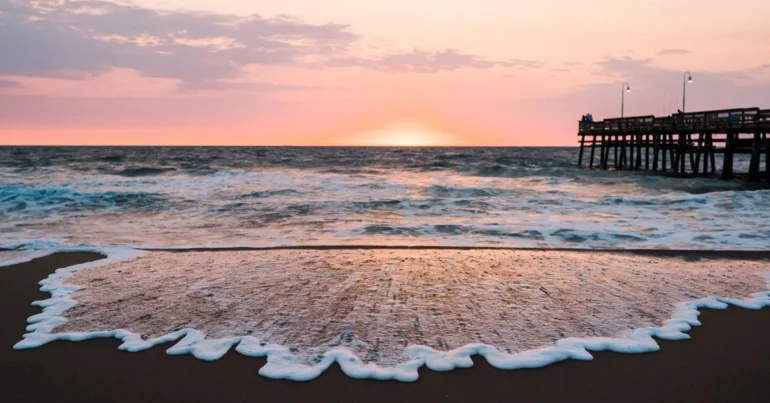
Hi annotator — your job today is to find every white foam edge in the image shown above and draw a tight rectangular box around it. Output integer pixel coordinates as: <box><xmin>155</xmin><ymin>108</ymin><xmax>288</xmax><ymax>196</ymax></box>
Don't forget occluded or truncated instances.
<box><xmin>12</xmin><ymin>249</ymin><xmax>770</xmax><ymax>382</ymax></box>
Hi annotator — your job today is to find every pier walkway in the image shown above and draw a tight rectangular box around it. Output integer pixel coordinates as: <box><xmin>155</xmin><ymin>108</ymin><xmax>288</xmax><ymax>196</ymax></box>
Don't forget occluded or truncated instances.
<box><xmin>577</xmin><ymin>107</ymin><xmax>770</xmax><ymax>181</ymax></box>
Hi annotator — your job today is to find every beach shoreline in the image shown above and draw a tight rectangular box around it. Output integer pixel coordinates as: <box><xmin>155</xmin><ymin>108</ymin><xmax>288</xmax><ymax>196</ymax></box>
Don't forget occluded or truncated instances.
<box><xmin>142</xmin><ymin>245</ymin><xmax>770</xmax><ymax>261</ymax></box>
<box><xmin>1</xmin><ymin>251</ymin><xmax>769</xmax><ymax>402</ymax></box>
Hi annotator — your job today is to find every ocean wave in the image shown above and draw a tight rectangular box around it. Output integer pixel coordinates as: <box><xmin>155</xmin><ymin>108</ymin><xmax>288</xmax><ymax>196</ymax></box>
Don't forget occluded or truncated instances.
<box><xmin>319</xmin><ymin>168</ymin><xmax>385</xmax><ymax>175</ymax></box>
<box><xmin>0</xmin><ymin>185</ymin><xmax>166</xmax><ymax>215</ymax></box>
<box><xmin>603</xmin><ymin>196</ymin><xmax>708</xmax><ymax>207</ymax></box>
<box><xmin>357</xmin><ymin>225</ymin><xmax>661</xmax><ymax>245</ymax></box>
<box><xmin>111</xmin><ymin>166</ymin><xmax>177</xmax><ymax>177</ymax></box>
<box><xmin>182</xmin><ymin>167</ymin><xmax>220</xmax><ymax>176</ymax></box>
<box><xmin>363</xmin><ymin>226</ymin><xmax>421</xmax><ymax>236</ymax></box>
<box><xmin>475</xmin><ymin>164</ymin><xmax>518</xmax><ymax>177</ymax></box>
<box><xmin>99</xmin><ymin>154</ymin><xmax>125</xmax><ymax>163</ymax></box>
<box><xmin>239</xmin><ymin>189</ymin><xmax>301</xmax><ymax>199</ymax></box>
<box><xmin>472</xmin><ymin>229</ymin><xmax>545</xmax><ymax>240</ymax></box>
<box><xmin>361</xmin><ymin>225</ymin><xmax>547</xmax><ymax>240</ymax></box>
<box><xmin>425</xmin><ymin>185</ymin><xmax>501</xmax><ymax>198</ymax></box>
<box><xmin>350</xmin><ymin>200</ymin><xmax>403</xmax><ymax>211</ymax></box>
<box><xmin>2</xmin><ymin>147</ymin><xmax>768</xmax><ymax>250</ymax></box>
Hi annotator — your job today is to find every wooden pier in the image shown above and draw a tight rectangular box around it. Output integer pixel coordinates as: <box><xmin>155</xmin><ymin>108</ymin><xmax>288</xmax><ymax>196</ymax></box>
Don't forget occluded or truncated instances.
<box><xmin>577</xmin><ymin>107</ymin><xmax>770</xmax><ymax>181</ymax></box>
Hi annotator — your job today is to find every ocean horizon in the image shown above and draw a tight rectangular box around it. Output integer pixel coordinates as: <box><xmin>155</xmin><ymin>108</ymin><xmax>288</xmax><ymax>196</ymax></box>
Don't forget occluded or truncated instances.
<box><xmin>1</xmin><ymin>146</ymin><xmax>764</xmax><ymax>251</ymax></box>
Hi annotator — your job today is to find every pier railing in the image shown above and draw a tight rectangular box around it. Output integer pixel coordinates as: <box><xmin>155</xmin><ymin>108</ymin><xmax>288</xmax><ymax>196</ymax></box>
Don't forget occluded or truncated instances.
<box><xmin>579</xmin><ymin>108</ymin><xmax>768</xmax><ymax>135</ymax></box>
<box><xmin>577</xmin><ymin>107</ymin><xmax>770</xmax><ymax>182</ymax></box>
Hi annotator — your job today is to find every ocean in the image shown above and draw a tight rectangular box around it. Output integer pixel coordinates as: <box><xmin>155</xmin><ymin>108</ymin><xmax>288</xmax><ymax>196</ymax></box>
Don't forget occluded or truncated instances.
<box><xmin>0</xmin><ymin>146</ymin><xmax>767</xmax><ymax>250</ymax></box>
<box><xmin>3</xmin><ymin>146</ymin><xmax>770</xmax><ymax>381</ymax></box>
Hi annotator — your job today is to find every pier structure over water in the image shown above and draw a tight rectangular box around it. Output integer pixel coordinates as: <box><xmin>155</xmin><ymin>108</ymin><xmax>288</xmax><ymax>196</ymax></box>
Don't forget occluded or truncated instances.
<box><xmin>577</xmin><ymin>107</ymin><xmax>770</xmax><ymax>181</ymax></box>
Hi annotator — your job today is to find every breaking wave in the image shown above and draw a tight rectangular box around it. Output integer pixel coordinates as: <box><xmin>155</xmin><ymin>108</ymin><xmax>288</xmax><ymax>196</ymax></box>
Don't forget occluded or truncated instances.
<box><xmin>111</xmin><ymin>166</ymin><xmax>177</xmax><ymax>177</ymax></box>
<box><xmin>0</xmin><ymin>185</ymin><xmax>166</xmax><ymax>215</ymax></box>
<box><xmin>0</xmin><ymin>146</ymin><xmax>768</xmax><ymax>249</ymax></box>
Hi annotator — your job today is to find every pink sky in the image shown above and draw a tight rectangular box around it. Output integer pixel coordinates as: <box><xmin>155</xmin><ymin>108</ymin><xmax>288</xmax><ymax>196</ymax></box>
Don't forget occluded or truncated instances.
<box><xmin>1</xmin><ymin>0</ymin><xmax>769</xmax><ymax>146</ymax></box>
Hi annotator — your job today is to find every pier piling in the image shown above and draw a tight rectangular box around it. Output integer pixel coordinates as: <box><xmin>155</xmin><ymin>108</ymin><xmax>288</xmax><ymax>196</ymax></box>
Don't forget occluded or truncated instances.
<box><xmin>578</xmin><ymin>107</ymin><xmax>770</xmax><ymax>182</ymax></box>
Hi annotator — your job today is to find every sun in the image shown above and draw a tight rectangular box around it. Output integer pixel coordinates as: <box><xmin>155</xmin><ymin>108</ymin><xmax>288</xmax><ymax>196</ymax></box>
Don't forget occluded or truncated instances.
<box><xmin>340</xmin><ymin>121</ymin><xmax>457</xmax><ymax>146</ymax></box>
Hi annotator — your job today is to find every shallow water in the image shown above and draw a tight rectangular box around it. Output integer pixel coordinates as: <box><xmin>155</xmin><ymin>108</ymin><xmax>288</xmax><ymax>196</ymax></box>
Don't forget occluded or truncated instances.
<box><xmin>59</xmin><ymin>250</ymin><xmax>765</xmax><ymax>359</ymax></box>
<box><xmin>1</xmin><ymin>146</ymin><xmax>765</xmax><ymax>250</ymax></box>
<box><xmin>35</xmin><ymin>249</ymin><xmax>767</xmax><ymax>379</ymax></box>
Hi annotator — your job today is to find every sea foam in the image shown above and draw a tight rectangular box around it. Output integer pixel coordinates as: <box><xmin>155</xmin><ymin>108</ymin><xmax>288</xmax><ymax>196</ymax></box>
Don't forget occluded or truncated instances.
<box><xmin>3</xmin><ymin>148</ymin><xmax>770</xmax><ymax>251</ymax></box>
<box><xmin>11</xmin><ymin>248</ymin><xmax>770</xmax><ymax>382</ymax></box>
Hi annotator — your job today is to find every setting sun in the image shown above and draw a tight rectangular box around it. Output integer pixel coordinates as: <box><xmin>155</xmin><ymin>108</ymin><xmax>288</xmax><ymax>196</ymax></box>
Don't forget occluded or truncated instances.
<box><xmin>335</xmin><ymin>121</ymin><xmax>460</xmax><ymax>146</ymax></box>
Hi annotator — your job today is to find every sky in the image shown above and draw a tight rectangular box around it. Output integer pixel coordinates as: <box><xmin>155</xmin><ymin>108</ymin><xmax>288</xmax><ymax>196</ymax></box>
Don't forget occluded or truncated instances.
<box><xmin>1</xmin><ymin>0</ymin><xmax>769</xmax><ymax>146</ymax></box>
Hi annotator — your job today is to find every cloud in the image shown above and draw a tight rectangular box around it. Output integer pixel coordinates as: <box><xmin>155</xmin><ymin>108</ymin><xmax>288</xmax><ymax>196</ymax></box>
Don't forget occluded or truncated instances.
<box><xmin>596</xmin><ymin>56</ymin><xmax>655</xmax><ymax>75</ymax></box>
<box><xmin>0</xmin><ymin>79</ymin><xmax>24</xmax><ymax>88</ymax></box>
<box><xmin>502</xmin><ymin>56</ymin><xmax>770</xmax><ymax>144</ymax></box>
<box><xmin>745</xmin><ymin>63</ymin><xmax>770</xmax><ymax>76</ymax></box>
<box><xmin>500</xmin><ymin>59</ymin><xmax>544</xmax><ymax>70</ymax></box>
<box><xmin>567</xmin><ymin>56</ymin><xmax>770</xmax><ymax>121</ymax></box>
<box><xmin>549</xmin><ymin>61</ymin><xmax>583</xmax><ymax>73</ymax></box>
<box><xmin>596</xmin><ymin>56</ymin><xmax>769</xmax><ymax>86</ymax></box>
<box><xmin>0</xmin><ymin>0</ymin><xmax>358</xmax><ymax>89</ymax></box>
<box><xmin>330</xmin><ymin>49</ymin><xmax>541</xmax><ymax>73</ymax></box>
<box><xmin>0</xmin><ymin>1</ymin><xmax>537</xmax><ymax>91</ymax></box>
<box><xmin>178</xmin><ymin>81</ymin><xmax>318</xmax><ymax>93</ymax></box>
<box><xmin>657</xmin><ymin>49</ymin><xmax>693</xmax><ymax>56</ymax></box>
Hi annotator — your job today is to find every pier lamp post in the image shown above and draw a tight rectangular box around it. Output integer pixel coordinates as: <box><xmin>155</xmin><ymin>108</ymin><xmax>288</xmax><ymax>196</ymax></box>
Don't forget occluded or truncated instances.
<box><xmin>621</xmin><ymin>82</ymin><xmax>631</xmax><ymax>118</ymax></box>
<box><xmin>682</xmin><ymin>71</ymin><xmax>693</xmax><ymax>112</ymax></box>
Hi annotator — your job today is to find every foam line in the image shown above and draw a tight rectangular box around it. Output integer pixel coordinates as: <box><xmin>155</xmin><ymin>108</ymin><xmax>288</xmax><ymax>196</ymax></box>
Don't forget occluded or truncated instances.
<box><xmin>11</xmin><ymin>248</ymin><xmax>770</xmax><ymax>382</ymax></box>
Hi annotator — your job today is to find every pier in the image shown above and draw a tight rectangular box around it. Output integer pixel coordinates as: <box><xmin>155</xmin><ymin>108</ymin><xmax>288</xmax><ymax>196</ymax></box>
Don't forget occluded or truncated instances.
<box><xmin>577</xmin><ymin>107</ymin><xmax>770</xmax><ymax>181</ymax></box>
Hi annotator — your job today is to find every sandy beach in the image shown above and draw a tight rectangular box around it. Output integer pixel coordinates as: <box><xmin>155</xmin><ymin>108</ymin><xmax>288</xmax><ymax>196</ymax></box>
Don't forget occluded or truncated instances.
<box><xmin>2</xmin><ymin>251</ymin><xmax>770</xmax><ymax>402</ymax></box>
<box><xmin>50</xmin><ymin>248</ymin><xmax>769</xmax><ymax>367</ymax></box>
<box><xmin>4</xmin><ymin>0</ymin><xmax>769</xmax><ymax>400</ymax></box>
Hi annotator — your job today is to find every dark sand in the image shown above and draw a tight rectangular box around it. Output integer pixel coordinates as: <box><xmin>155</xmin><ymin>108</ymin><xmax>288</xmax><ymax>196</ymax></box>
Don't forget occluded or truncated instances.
<box><xmin>1</xmin><ymin>252</ymin><xmax>769</xmax><ymax>403</ymax></box>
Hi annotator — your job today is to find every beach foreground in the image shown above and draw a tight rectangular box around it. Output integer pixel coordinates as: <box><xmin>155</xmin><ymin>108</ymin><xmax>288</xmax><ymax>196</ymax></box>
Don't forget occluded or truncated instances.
<box><xmin>1</xmin><ymin>252</ymin><xmax>770</xmax><ymax>402</ymax></box>
<box><xmin>45</xmin><ymin>249</ymin><xmax>770</xmax><ymax>373</ymax></box>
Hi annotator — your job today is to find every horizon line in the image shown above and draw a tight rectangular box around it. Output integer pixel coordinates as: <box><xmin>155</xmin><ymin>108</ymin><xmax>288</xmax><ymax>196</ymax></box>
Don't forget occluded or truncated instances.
<box><xmin>0</xmin><ymin>144</ymin><xmax>578</xmax><ymax>148</ymax></box>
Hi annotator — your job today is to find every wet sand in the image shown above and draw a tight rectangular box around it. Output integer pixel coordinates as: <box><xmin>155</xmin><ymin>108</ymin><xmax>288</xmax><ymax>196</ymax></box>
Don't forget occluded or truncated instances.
<box><xmin>147</xmin><ymin>245</ymin><xmax>770</xmax><ymax>261</ymax></box>
<box><xmin>2</xmin><ymin>252</ymin><xmax>770</xmax><ymax>402</ymax></box>
<box><xmin>55</xmin><ymin>249</ymin><xmax>769</xmax><ymax>365</ymax></box>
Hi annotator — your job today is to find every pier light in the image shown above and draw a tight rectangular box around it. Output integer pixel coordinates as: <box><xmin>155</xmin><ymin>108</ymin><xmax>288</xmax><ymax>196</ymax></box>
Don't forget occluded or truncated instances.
<box><xmin>621</xmin><ymin>82</ymin><xmax>631</xmax><ymax>118</ymax></box>
<box><xmin>683</xmin><ymin>71</ymin><xmax>693</xmax><ymax>112</ymax></box>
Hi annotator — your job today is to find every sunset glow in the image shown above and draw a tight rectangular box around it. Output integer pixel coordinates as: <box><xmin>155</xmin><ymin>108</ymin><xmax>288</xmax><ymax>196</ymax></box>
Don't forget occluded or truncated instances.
<box><xmin>334</xmin><ymin>121</ymin><xmax>461</xmax><ymax>147</ymax></box>
<box><xmin>1</xmin><ymin>0</ymin><xmax>769</xmax><ymax>146</ymax></box>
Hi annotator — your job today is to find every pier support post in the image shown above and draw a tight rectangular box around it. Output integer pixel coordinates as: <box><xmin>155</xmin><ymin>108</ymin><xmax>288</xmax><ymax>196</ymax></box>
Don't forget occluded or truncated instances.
<box><xmin>749</xmin><ymin>132</ymin><xmax>761</xmax><ymax>182</ymax></box>
<box><xmin>661</xmin><ymin>134</ymin><xmax>668</xmax><ymax>171</ymax></box>
<box><xmin>702</xmin><ymin>133</ymin><xmax>709</xmax><ymax>174</ymax></box>
<box><xmin>670</xmin><ymin>134</ymin><xmax>678</xmax><ymax>173</ymax></box>
<box><xmin>688</xmin><ymin>134</ymin><xmax>696</xmax><ymax>172</ymax></box>
<box><xmin>634</xmin><ymin>134</ymin><xmax>642</xmax><ymax>171</ymax></box>
<box><xmin>678</xmin><ymin>134</ymin><xmax>686</xmax><ymax>174</ymax></box>
<box><xmin>577</xmin><ymin>110</ymin><xmax>768</xmax><ymax>179</ymax></box>
<box><xmin>708</xmin><ymin>133</ymin><xmax>716</xmax><ymax>174</ymax></box>
<box><xmin>578</xmin><ymin>135</ymin><xmax>585</xmax><ymax>167</ymax></box>
<box><xmin>722</xmin><ymin>133</ymin><xmax>735</xmax><ymax>179</ymax></box>
<box><xmin>620</xmin><ymin>134</ymin><xmax>630</xmax><ymax>170</ymax></box>
<box><xmin>644</xmin><ymin>134</ymin><xmax>650</xmax><ymax>171</ymax></box>
<box><xmin>693</xmin><ymin>133</ymin><xmax>703</xmax><ymax>175</ymax></box>
<box><xmin>765</xmin><ymin>133</ymin><xmax>769</xmax><ymax>182</ymax></box>
<box><xmin>601</xmin><ymin>134</ymin><xmax>608</xmax><ymax>169</ymax></box>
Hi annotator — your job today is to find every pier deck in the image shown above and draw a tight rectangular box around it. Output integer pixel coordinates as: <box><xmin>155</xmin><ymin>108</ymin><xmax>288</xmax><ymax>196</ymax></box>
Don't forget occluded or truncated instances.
<box><xmin>577</xmin><ymin>107</ymin><xmax>770</xmax><ymax>181</ymax></box>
